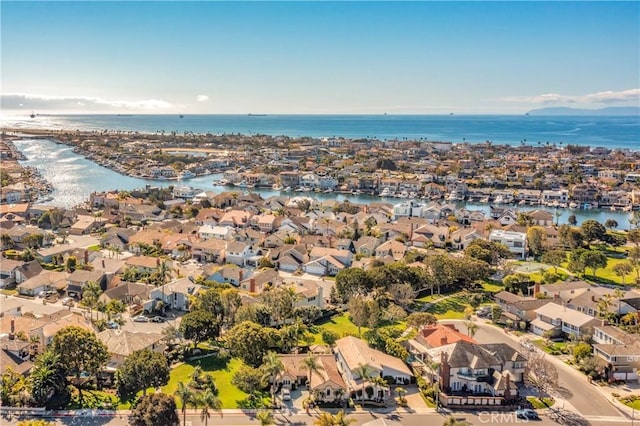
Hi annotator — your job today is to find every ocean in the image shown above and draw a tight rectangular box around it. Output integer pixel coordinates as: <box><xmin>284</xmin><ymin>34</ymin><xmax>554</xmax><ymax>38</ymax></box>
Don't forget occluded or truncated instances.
<box><xmin>2</xmin><ymin>114</ymin><xmax>639</xmax><ymax>149</ymax></box>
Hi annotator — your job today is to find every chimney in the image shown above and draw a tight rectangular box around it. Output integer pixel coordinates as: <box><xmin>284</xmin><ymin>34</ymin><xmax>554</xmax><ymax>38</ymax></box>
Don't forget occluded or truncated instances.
<box><xmin>239</xmin><ymin>270</ymin><xmax>243</xmax><ymax>284</ymax></box>
<box><xmin>102</xmin><ymin>260</ymin><xmax>105</xmax><ymax>268</ymax></box>
<box><xmin>440</xmin><ymin>351</ymin><xmax>450</xmax><ymax>391</ymax></box>
<box><xmin>10</xmin><ymin>319</ymin><xmax>15</xmax><ymax>334</ymax></box>
<box><xmin>84</xmin><ymin>250</ymin><xmax>89</xmax><ymax>265</ymax></box>
<box><xmin>440</xmin><ymin>336</ymin><xmax>448</xmax><ymax>346</ymax></box>
<box><xmin>533</xmin><ymin>282</ymin><xmax>540</xmax><ymax>297</ymax></box>
<box><xmin>250</xmin><ymin>278</ymin><xmax>256</xmax><ymax>293</ymax></box>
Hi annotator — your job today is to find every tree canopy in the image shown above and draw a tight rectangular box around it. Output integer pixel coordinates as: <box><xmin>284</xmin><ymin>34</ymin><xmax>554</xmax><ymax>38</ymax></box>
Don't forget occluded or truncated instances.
<box><xmin>115</xmin><ymin>349</ymin><xmax>170</xmax><ymax>400</ymax></box>
<box><xmin>129</xmin><ymin>392</ymin><xmax>179</xmax><ymax>426</ymax></box>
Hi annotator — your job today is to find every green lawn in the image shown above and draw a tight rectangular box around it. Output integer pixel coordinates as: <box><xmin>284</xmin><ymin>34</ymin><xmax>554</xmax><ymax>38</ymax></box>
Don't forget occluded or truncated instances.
<box><xmin>163</xmin><ymin>356</ymin><xmax>250</xmax><ymax>408</ymax></box>
<box><xmin>527</xmin><ymin>396</ymin><xmax>555</xmax><ymax>409</ymax></box>
<box><xmin>481</xmin><ymin>281</ymin><xmax>503</xmax><ymax>293</ymax></box>
<box><xmin>425</xmin><ymin>295</ymin><xmax>469</xmax><ymax>320</ymax></box>
<box><xmin>620</xmin><ymin>395</ymin><xmax>640</xmax><ymax>410</ymax></box>
<box><xmin>310</xmin><ymin>312</ymin><xmax>367</xmax><ymax>343</ymax></box>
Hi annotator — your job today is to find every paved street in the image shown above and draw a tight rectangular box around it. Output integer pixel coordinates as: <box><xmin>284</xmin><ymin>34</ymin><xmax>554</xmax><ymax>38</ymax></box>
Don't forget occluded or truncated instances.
<box><xmin>443</xmin><ymin>319</ymin><xmax>626</xmax><ymax>420</ymax></box>
<box><xmin>0</xmin><ymin>411</ymin><xmax>630</xmax><ymax>426</ymax></box>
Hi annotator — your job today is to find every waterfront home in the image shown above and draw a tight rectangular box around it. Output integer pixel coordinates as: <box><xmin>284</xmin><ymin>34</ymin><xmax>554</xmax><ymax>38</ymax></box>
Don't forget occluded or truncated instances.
<box><xmin>593</xmin><ymin>325</ymin><xmax>640</xmax><ymax>382</ymax></box>
<box><xmin>531</xmin><ymin>302</ymin><xmax>600</xmax><ymax>338</ymax></box>
<box><xmin>488</xmin><ymin>230</ymin><xmax>527</xmax><ymax>259</ymax></box>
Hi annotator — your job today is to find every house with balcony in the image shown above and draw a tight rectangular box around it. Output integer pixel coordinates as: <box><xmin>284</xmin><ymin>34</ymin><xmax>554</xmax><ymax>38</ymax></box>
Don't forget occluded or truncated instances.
<box><xmin>593</xmin><ymin>325</ymin><xmax>640</xmax><ymax>382</ymax></box>
<box><xmin>335</xmin><ymin>336</ymin><xmax>412</xmax><ymax>401</ymax></box>
<box><xmin>488</xmin><ymin>230</ymin><xmax>527</xmax><ymax>259</ymax></box>
<box><xmin>531</xmin><ymin>302</ymin><xmax>600</xmax><ymax>339</ymax></box>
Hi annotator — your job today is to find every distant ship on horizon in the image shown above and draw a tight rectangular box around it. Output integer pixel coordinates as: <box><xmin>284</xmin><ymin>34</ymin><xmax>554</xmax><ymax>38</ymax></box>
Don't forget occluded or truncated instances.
<box><xmin>248</xmin><ymin>113</ymin><xmax>267</xmax><ymax>117</ymax></box>
<box><xmin>30</xmin><ymin>111</ymin><xmax>36</xmax><ymax>119</ymax></box>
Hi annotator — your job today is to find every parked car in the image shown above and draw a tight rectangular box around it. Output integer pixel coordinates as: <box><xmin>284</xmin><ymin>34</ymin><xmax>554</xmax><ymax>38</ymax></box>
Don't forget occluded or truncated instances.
<box><xmin>38</xmin><ymin>290</ymin><xmax>56</xmax><ymax>298</ymax></box>
<box><xmin>150</xmin><ymin>316</ymin><xmax>165</xmax><ymax>323</ymax></box>
<box><xmin>133</xmin><ymin>316</ymin><xmax>149</xmax><ymax>323</ymax></box>
<box><xmin>515</xmin><ymin>409</ymin><xmax>539</xmax><ymax>420</ymax></box>
<box><xmin>476</xmin><ymin>306</ymin><xmax>491</xmax><ymax>317</ymax></box>
<box><xmin>107</xmin><ymin>321</ymin><xmax>119</xmax><ymax>329</ymax></box>
<box><xmin>281</xmin><ymin>388</ymin><xmax>291</xmax><ymax>401</ymax></box>
<box><xmin>61</xmin><ymin>297</ymin><xmax>75</xmax><ymax>307</ymax></box>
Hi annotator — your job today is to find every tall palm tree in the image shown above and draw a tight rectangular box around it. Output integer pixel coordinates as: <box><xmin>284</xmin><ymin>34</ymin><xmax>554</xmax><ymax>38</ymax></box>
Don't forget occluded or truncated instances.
<box><xmin>370</xmin><ymin>376</ymin><xmax>388</xmax><ymax>402</ymax></box>
<box><xmin>465</xmin><ymin>321</ymin><xmax>479</xmax><ymax>339</ymax></box>
<box><xmin>29</xmin><ymin>351</ymin><xmax>67</xmax><ymax>407</ymax></box>
<box><xmin>198</xmin><ymin>389</ymin><xmax>222</xmax><ymax>426</ymax></box>
<box><xmin>176</xmin><ymin>382</ymin><xmax>194</xmax><ymax>425</ymax></box>
<box><xmin>613</xmin><ymin>288</ymin><xmax>625</xmax><ymax>323</ymax></box>
<box><xmin>302</xmin><ymin>352</ymin><xmax>324</xmax><ymax>401</ymax></box>
<box><xmin>82</xmin><ymin>280</ymin><xmax>103</xmax><ymax>321</ymax></box>
<box><xmin>353</xmin><ymin>363</ymin><xmax>375</xmax><ymax>407</ymax></box>
<box><xmin>261</xmin><ymin>351</ymin><xmax>284</xmax><ymax>407</ymax></box>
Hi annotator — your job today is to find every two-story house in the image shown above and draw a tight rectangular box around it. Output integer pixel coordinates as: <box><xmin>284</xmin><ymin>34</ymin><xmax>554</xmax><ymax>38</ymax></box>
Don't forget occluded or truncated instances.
<box><xmin>531</xmin><ymin>302</ymin><xmax>601</xmax><ymax>339</ymax></box>
<box><xmin>593</xmin><ymin>325</ymin><xmax>640</xmax><ymax>382</ymax></box>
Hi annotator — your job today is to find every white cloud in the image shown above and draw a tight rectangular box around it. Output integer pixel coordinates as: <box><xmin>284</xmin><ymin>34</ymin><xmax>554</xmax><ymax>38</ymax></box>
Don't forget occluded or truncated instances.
<box><xmin>501</xmin><ymin>88</ymin><xmax>640</xmax><ymax>106</ymax></box>
<box><xmin>196</xmin><ymin>95</ymin><xmax>209</xmax><ymax>102</ymax></box>
<box><xmin>0</xmin><ymin>93</ymin><xmax>175</xmax><ymax>112</ymax></box>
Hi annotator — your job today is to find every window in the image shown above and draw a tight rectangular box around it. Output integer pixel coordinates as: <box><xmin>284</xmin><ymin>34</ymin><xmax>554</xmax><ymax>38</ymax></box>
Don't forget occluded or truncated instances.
<box><xmin>326</xmin><ymin>389</ymin><xmax>331</xmax><ymax>396</ymax></box>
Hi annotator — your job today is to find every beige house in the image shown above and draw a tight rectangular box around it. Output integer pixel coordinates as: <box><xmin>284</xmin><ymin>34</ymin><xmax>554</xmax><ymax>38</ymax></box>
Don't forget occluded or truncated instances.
<box><xmin>276</xmin><ymin>354</ymin><xmax>348</xmax><ymax>402</ymax></box>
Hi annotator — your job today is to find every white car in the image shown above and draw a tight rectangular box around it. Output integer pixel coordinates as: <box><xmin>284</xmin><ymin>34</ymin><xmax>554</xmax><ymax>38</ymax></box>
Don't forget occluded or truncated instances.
<box><xmin>133</xmin><ymin>316</ymin><xmax>149</xmax><ymax>323</ymax></box>
<box><xmin>281</xmin><ymin>388</ymin><xmax>291</xmax><ymax>401</ymax></box>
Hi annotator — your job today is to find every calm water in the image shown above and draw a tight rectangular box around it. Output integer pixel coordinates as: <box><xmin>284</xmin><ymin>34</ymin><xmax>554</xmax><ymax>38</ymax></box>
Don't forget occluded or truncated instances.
<box><xmin>13</xmin><ymin>137</ymin><xmax>636</xmax><ymax>227</ymax></box>
<box><xmin>3</xmin><ymin>114</ymin><xmax>639</xmax><ymax>149</ymax></box>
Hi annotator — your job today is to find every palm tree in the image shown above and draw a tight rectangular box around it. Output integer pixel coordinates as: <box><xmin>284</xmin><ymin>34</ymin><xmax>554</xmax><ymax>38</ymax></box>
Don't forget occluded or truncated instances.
<box><xmin>395</xmin><ymin>387</ymin><xmax>407</xmax><ymax>404</ymax></box>
<box><xmin>82</xmin><ymin>280</ymin><xmax>103</xmax><ymax>321</ymax></box>
<box><xmin>353</xmin><ymin>363</ymin><xmax>375</xmax><ymax>407</ymax></box>
<box><xmin>176</xmin><ymin>382</ymin><xmax>194</xmax><ymax>425</ymax></box>
<box><xmin>465</xmin><ymin>321</ymin><xmax>479</xmax><ymax>339</ymax></box>
<box><xmin>28</xmin><ymin>351</ymin><xmax>67</xmax><ymax>407</ymax></box>
<box><xmin>370</xmin><ymin>375</ymin><xmax>388</xmax><ymax>402</ymax></box>
<box><xmin>256</xmin><ymin>409</ymin><xmax>274</xmax><ymax>426</ymax></box>
<box><xmin>314</xmin><ymin>412</ymin><xmax>335</xmax><ymax>426</ymax></box>
<box><xmin>333</xmin><ymin>409</ymin><xmax>356</xmax><ymax>426</ymax></box>
<box><xmin>302</xmin><ymin>352</ymin><xmax>324</xmax><ymax>403</ymax></box>
<box><xmin>198</xmin><ymin>389</ymin><xmax>222</xmax><ymax>426</ymax></box>
<box><xmin>261</xmin><ymin>351</ymin><xmax>284</xmax><ymax>407</ymax></box>
<box><xmin>613</xmin><ymin>288</ymin><xmax>625</xmax><ymax>323</ymax></box>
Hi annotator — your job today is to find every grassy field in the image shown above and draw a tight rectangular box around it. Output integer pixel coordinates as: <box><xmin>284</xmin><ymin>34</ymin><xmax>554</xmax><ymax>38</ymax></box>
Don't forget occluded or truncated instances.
<box><xmin>526</xmin><ymin>396</ymin><xmax>555</xmax><ymax>409</ymax></box>
<box><xmin>425</xmin><ymin>295</ymin><xmax>469</xmax><ymax>319</ymax></box>
<box><xmin>481</xmin><ymin>281</ymin><xmax>503</xmax><ymax>293</ymax></box>
<box><xmin>620</xmin><ymin>395</ymin><xmax>640</xmax><ymax>410</ymax></box>
<box><xmin>310</xmin><ymin>312</ymin><xmax>367</xmax><ymax>343</ymax></box>
<box><xmin>162</xmin><ymin>356</ymin><xmax>250</xmax><ymax>408</ymax></box>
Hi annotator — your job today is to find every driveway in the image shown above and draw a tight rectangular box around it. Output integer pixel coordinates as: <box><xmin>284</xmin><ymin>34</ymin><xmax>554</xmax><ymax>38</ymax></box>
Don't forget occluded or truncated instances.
<box><xmin>442</xmin><ymin>319</ymin><xmax>624</xmax><ymax>419</ymax></box>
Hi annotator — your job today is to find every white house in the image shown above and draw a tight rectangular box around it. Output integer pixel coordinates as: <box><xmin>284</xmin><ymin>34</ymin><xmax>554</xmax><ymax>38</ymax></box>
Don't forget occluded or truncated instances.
<box><xmin>489</xmin><ymin>229</ymin><xmax>527</xmax><ymax>259</ymax></box>
<box><xmin>145</xmin><ymin>278</ymin><xmax>204</xmax><ymax>312</ymax></box>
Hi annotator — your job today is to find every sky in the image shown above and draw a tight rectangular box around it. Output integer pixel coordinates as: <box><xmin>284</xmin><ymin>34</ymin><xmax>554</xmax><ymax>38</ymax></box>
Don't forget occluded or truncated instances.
<box><xmin>1</xmin><ymin>1</ymin><xmax>639</xmax><ymax>115</ymax></box>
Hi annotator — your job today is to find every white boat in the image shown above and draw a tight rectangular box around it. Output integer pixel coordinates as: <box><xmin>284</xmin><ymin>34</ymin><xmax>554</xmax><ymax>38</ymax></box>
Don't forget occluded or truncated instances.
<box><xmin>178</xmin><ymin>170</ymin><xmax>196</xmax><ymax>180</ymax></box>
<box><xmin>283</xmin><ymin>186</ymin><xmax>292</xmax><ymax>192</ymax></box>
<box><xmin>380</xmin><ymin>188</ymin><xmax>391</xmax><ymax>197</ymax></box>
<box><xmin>494</xmin><ymin>195</ymin><xmax>505</xmax><ymax>204</ymax></box>
<box><xmin>272</xmin><ymin>184</ymin><xmax>283</xmax><ymax>190</ymax></box>
<box><xmin>569</xmin><ymin>202</ymin><xmax>578</xmax><ymax>209</ymax></box>
<box><xmin>235</xmin><ymin>181</ymin><xmax>248</xmax><ymax>188</ymax></box>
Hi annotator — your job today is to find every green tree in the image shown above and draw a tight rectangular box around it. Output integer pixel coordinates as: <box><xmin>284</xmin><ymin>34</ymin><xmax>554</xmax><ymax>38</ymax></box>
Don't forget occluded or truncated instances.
<box><xmin>302</xmin><ymin>352</ymin><xmax>324</xmax><ymax>400</ymax></box>
<box><xmin>527</xmin><ymin>226</ymin><xmax>547</xmax><ymax>257</ymax></box>
<box><xmin>50</xmin><ymin>326</ymin><xmax>108</xmax><ymax>401</ymax></box>
<box><xmin>82</xmin><ymin>280</ymin><xmax>103</xmax><ymax>322</ymax></box>
<box><xmin>197</xmin><ymin>389</ymin><xmax>223</xmax><ymax>426</ymax></box>
<box><xmin>261</xmin><ymin>351</ymin><xmax>284</xmax><ymax>407</ymax></box>
<box><xmin>605</xmin><ymin>219</ymin><xmax>618</xmax><ymax>229</ymax></box>
<box><xmin>224</xmin><ymin>321</ymin><xmax>273</xmax><ymax>367</ymax></box>
<box><xmin>65</xmin><ymin>256</ymin><xmax>77</xmax><ymax>272</ymax></box>
<box><xmin>321</xmin><ymin>330</ymin><xmax>339</xmax><ymax>346</ymax></box>
<box><xmin>580</xmin><ymin>251</ymin><xmax>608</xmax><ymax>278</ymax></box>
<box><xmin>353</xmin><ymin>363</ymin><xmax>375</xmax><ymax>407</ymax></box>
<box><xmin>541</xmin><ymin>249</ymin><xmax>566</xmax><ymax>274</ymax></box>
<box><xmin>129</xmin><ymin>392</ymin><xmax>179</xmax><ymax>426</ymax></box>
<box><xmin>179</xmin><ymin>310</ymin><xmax>220</xmax><ymax>348</ymax></box>
<box><xmin>255</xmin><ymin>409</ymin><xmax>274</xmax><ymax>426</ymax></box>
<box><xmin>573</xmin><ymin>342</ymin><xmax>592</xmax><ymax>362</ymax></box>
<box><xmin>334</xmin><ymin>268</ymin><xmax>373</xmax><ymax>302</ymax></box>
<box><xmin>613</xmin><ymin>262</ymin><xmax>633</xmax><ymax>284</ymax></box>
<box><xmin>348</xmin><ymin>295</ymin><xmax>381</xmax><ymax>336</ymax></box>
<box><xmin>231</xmin><ymin>365</ymin><xmax>266</xmax><ymax>394</ymax></box>
<box><xmin>581</xmin><ymin>220</ymin><xmax>606</xmax><ymax>245</ymax></box>
<box><xmin>115</xmin><ymin>349</ymin><xmax>170</xmax><ymax>400</ymax></box>
<box><xmin>568</xmin><ymin>214</ymin><xmax>577</xmax><ymax>226</ymax></box>
<box><xmin>176</xmin><ymin>382</ymin><xmax>194</xmax><ymax>426</ymax></box>
<box><xmin>406</xmin><ymin>312</ymin><xmax>437</xmax><ymax>329</ymax></box>
<box><xmin>28</xmin><ymin>350</ymin><xmax>68</xmax><ymax>408</ymax></box>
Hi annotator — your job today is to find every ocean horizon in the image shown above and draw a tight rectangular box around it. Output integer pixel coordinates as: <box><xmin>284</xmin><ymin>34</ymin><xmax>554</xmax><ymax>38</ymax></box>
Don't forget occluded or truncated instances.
<box><xmin>2</xmin><ymin>113</ymin><xmax>639</xmax><ymax>150</ymax></box>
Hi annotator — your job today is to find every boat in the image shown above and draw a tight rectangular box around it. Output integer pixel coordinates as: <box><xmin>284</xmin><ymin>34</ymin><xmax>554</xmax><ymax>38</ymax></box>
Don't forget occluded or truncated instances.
<box><xmin>248</xmin><ymin>113</ymin><xmax>267</xmax><ymax>117</ymax></box>
<box><xmin>178</xmin><ymin>170</ymin><xmax>195</xmax><ymax>180</ymax></box>
<box><xmin>272</xmin><ymin>184</ymin><xmax>283</xmax><ymax>191</ymax></box>
<box><xmin>569</xmin><ymin>202</ymin><xmax>578</xmax><ymax>209</ymax></box>
<box><xmin>380</xmin><ymin>188</ymin><xmax>391</xmax><ymax>197</ymax></box>
<box><xmin>179</xmin><ymin>114</ymin><xmax>184</xmax><ymax>118</ymax></box>
<box><xmin>282</xmin><ymin>186</ymin><xmax>292</xmax><ymax>192</ymax></box>
<box><xmin>30</xmin><ymin>111</ymin><xmax>36</xmax><ymax>119</ymax></box>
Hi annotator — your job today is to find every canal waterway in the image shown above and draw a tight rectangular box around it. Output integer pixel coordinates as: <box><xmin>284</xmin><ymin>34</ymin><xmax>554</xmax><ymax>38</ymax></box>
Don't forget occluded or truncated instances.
<box><xmin>13</xmin><ymin>137</ymin><xmax>636</xmax><ymax>227</ymax></box>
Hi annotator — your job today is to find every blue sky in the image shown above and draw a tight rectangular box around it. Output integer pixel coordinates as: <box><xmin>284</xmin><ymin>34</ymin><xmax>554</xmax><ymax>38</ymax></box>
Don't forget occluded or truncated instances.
<box><xmin>1</xmin><ymin>1</ymin><xmax>639</xmax><ymax>114</ymax></box>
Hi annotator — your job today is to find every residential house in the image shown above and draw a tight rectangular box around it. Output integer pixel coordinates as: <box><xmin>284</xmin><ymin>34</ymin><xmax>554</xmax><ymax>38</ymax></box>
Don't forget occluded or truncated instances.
<box><xmin>0</xmin><ymin>257</ymin><xmax>23</xmax><ymax>288</ymax></box>
<box><xmin>334</xmin><ymin>336</ymin><xmax>412</xmax><ymax>401</ymax></box>
<box><xmin>304</xmin><ymin>247</ymin><xmax>353</xmax><ymax>276</ymax></box>
<box><xmin>593</xmin><ymin>325</ymin><xmax>640</xmax><ymax>382</ymax></box>
<box><xmin>450</xmin><ymin>228</ymin><xmax>482</xmax><ymax>250</ymax></box>
<box><xmin>98</xmin><ymin>329</ymin><xmax>165</xmax><ymax>370</ymax></box>
<box><xmin>531</xmin><ymin>302</ymin><xmax>601</xmax><ymax>338</ymax></box>
<box><xmin>192</xmin><ymin>238</ymin><xmax>226</xmax><ymax>263</ymax></box>
<box><xmin>145</xmin><ymin>277</ymin><xmax>204</xmax><ymax>312</ymax></box>
<box><xmin>489</xmin><ymin>230</ymin><xmax>527</xmax><ymax>259</ymax></box>
<box><xmin>17</xmin><ymin>270</ymin><xmax>67</xmax><ymax>297</ymax></box>
<box><xmin>198</xmin><ymin>224</ymin><xmax>235</xmax><ymax>241</ymax></box>
<box><xmin>66</xmin><ymin>269</ymin><xmax>105</xmax><ymax>299</ymax></box>
<box><xmin>374</xmin><ymin>240</ymin><xmax>406</xmax><ymax>261</ymax></box>
<box><xmin>98</xmin><ymin>282</ymin><xmax>152</xmax><ymax>307</ymax></box>
<box><xmin>276</xmin><ymin>354</ymin><xmax>348</xmax><ymax>402</ymax></box>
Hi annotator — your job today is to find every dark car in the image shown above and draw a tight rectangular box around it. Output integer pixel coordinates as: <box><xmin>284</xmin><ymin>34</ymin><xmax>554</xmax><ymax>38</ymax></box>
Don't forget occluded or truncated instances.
<box><xmin>515</xmin><ymin>409</ymin><xmax>539</xmax><ymax>420</ymax></box>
